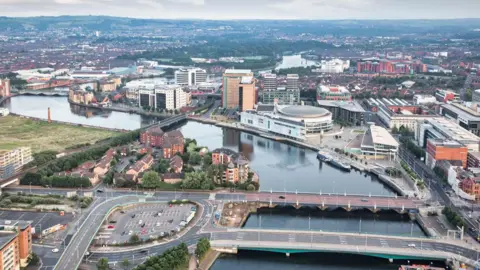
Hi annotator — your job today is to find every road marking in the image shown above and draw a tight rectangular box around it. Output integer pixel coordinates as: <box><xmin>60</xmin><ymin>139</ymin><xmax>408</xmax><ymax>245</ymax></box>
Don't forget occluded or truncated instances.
<box><xmin>380</xmin><ymin>239</ymin><xmax>389</xmax><ymax>247</ymax></box>
<box><xmin>288</xmin><ymin>234</ymin><xmax>295</xmax><ymax>242</ymax></box>
<box><xmin>339</xmin><ymin>236</ymin><xmax>347</xmax><ymax>245</ymax></box>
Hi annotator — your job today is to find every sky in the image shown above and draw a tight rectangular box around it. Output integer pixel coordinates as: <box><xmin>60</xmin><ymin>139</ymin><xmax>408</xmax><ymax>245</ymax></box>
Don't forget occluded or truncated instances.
<box><xmin>1</xmin><ymin>0</ymin><xmax>480</xmax><ymax>20</ymax></box>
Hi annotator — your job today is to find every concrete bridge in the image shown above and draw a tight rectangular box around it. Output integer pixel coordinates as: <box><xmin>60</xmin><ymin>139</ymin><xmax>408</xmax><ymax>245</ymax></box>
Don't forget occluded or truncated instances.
<box><xmin>210</xmin><ymin>229</ymin><xmax>479</xmax><ymax>267</ymax></box>
<box><xmin>17</xmin><ymin>90</ymin><xmax>69</xmax><ymax>96</ymax></box>
<box><xmin>141</xmin><ymin>113</ymin><xmax>187</xmax><ymax>131</ymax></box>
<box><xmin>242</xmin><ymin>192</ymin><xmax>421</xmax><ymax>213</ymax></box>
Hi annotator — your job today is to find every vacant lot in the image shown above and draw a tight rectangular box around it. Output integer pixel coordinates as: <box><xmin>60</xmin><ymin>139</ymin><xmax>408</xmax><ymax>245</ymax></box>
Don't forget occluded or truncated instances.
<box><xmin>0</xmin><ymin>115</ymin><xmax>117</xmax><ymax>153</ymax></box>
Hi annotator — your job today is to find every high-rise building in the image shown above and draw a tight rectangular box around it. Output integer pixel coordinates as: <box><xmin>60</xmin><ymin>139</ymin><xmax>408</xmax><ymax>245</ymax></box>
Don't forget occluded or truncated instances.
<box><xmin>286</xmin><ymin>74</ymin><xmax>299</xmax><ymax>91</ymax></box>
<box><xmin>138</xmin><ymin>85</ymin><xmax>189</xmax><ymax>111</ymax></box>
<box><xmin>175</xmin><ymin>68</ymin><xmax>207</xmax><ymax>86</ymax></box>
<box><xmin>262</xmin><ymin>73</ymin><xmax>277</xmax><ymax>91</ymax></box>
<box><xmin>0</xmin><ymin>148</ymin><xmax>33</xmax><ymax>180</ymax></box>
<box><xmin>222</xmin><ymin>69</ymin><xmax>256</xmax><ymax>111</ymax></box>
<box><xmin>0</xmin><ymin>79</ymin><xmax>11</xmax><ymax>97</ymax></box>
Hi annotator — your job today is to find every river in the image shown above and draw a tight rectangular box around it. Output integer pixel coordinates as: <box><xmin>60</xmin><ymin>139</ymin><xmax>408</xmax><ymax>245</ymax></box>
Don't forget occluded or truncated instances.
<box><xmin>4</xmin><ymin>96</ymin><xmax>432</xmax><ymax>269</ymax></box>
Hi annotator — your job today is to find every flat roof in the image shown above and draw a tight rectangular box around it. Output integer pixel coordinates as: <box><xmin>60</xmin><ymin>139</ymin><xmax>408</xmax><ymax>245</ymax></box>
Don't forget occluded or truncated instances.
<box><xmin>370</xmin><ymin>125</ymin><xmax>399</xmax><ymax>147</ymax></box>
<box><xmin>224</xmin><ymin>69</ymin><xmax>252</xmax><ymax>74</ymax></box>
<box><xmin>428</xmin><ymin>139</ymin><xmax>464</xmax><ymax>147</ymax></box>
<box><xmin>0</xmin><ymin>234</ymin><xmax>15</xmax><ymax>250</ymax></box>
<box><xmin>425</xmin><ymin>118</ymin><xmax>480</xmax><ymax>143</ymax></box>
<box><xmin>316</xmin><ymin>100</ymin><xmax>365</xmax><ymax>113</ymax></box>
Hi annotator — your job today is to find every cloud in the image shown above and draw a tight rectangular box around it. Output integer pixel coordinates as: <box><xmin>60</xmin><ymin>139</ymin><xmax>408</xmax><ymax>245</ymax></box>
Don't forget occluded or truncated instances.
<box><xmin>0</xmin><ymin>0</ymin><xmax>479</xmax><ymax>19</ymax></box>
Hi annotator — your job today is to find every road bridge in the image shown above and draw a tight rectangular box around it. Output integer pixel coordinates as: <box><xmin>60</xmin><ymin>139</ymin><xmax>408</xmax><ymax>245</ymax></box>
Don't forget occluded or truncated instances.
<box><xmin>210</xmin><ymin>229</ymin><xmax>479</xmax><ymax>266</ymax></box>
<box><xmin>244</xmin><ymin>192</ymin><xmax>421</xmax><ymax>212</ymax></box>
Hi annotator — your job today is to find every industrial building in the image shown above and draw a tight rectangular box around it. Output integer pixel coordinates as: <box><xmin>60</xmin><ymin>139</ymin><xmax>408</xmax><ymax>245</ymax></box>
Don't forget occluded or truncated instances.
<box><xmin>174</xmin><ymin>68</ymin><xmax>207</xmax><ymax>86</ymax></box>
<box><xmin>138</xmin><ymin>85</ymin><xmax>190</xmax><ymax>111</ymax></box>
<box><xmin>240</xmin><ymin>104</ymin><xmax>333</xmax><ymax>141</ymax></box>
<box><xmin>222</xmin><ymin>69</ymin><xmax>256</xmax><ymax>111</ymax></box>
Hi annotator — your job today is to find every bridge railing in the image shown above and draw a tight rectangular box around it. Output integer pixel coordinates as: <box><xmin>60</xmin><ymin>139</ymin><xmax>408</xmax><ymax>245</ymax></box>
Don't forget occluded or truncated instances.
<box><xmin>258</xmin><ymin>190</ymin><xmax>400</xmax><ymax>198</ymax></box>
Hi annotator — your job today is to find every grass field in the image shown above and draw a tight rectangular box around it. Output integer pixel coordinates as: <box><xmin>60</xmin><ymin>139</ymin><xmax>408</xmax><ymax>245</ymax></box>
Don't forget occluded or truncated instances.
<box><xmin>0</xmin><ymin>115</ymin><xmax>118</xmax><ymax>153</ymax></box>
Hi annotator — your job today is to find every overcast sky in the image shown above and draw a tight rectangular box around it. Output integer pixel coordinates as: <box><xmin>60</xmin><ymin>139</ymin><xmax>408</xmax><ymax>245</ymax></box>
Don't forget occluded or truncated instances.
<box><xmin>1</xmin><ymin>0</ymin><xmax>480</xmax><ymax>20</ymax></box>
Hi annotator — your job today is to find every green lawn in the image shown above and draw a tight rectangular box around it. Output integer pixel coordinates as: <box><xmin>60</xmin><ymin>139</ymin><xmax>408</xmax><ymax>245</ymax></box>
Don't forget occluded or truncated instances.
<box><xmin>0</xmin><ymin>115</ymin><xmax>118</xmax><ymax>153</ymax></box>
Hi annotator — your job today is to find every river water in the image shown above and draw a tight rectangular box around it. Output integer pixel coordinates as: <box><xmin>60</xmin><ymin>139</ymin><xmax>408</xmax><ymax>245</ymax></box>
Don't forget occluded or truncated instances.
<box><xmin>4</xmin><ymin>96</ymin><xmax>432</xmax><ymax>270</ymax></box>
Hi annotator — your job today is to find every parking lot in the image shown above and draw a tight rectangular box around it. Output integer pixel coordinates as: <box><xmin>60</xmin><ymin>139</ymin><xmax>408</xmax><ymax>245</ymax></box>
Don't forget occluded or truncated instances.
<box><xmin>97</xmin><ymin>203</ymin><xmax>197</xmax><ymax>245</ymax></box>
<box><xmin>0</xmin><ymin>210</ymin><xmax>73</xmax><ymax>232</ymax></box>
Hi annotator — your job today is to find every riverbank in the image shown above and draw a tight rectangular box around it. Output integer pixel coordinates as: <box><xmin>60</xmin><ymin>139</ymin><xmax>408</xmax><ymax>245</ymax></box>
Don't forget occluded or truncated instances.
<box><xmin>68</xmin><ymin>99</ymin><xmax>172</xmax><ymax>119</ymax></box>
<box><xmin>0</xmin><ymin>115</ymin><xmax>119</xmax><ymax>153</ymax></box>
<box><xmin>188</xmin><ymin>116</ymin><xmax>417</xmax><ymax>197</ymax></box>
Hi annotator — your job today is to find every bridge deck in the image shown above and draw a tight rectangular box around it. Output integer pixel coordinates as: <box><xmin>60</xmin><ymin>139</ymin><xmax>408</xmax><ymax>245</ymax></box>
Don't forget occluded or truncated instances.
<box><xmin>247</xmin><ymin>193</ymin><xmax>418</xmax><ymax>209</ymax></box>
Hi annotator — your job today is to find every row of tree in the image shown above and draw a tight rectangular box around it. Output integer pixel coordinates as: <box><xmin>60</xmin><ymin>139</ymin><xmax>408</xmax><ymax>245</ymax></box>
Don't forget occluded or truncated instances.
<box><xmin>442</xmin><ymin>207</ymin><xmax>465</xmax><ymax>229</ymax></box>
<box><xmin>133</xmin><ymin>243</ymin><xmax>189</xmax><ymax>270</ymax></box>
<box><xmin>20</xmin><ymin>173</ymin><xmax>92</xmax><ymax>188</ymax></box>
<box><xmin>195</xmin><ymin>238</ymin><xmax>211</xmax><ymax>259</ymax></box>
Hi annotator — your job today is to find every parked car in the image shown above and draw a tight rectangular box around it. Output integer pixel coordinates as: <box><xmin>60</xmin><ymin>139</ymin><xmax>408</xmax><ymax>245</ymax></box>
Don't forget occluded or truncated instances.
<box><xmin>52</xmin><ymin>248</ymin><xmax>59</xmax><ymax>253</ymax></box>
<box><xmin>107</xmin><ymin>225</ymin><xmax>115</xmax><ymax>229</ymax></box>
<box><xmin>109</xmin><ymin>220</ymin><xmax>117</xmax><ymax>223</ymax></box>
<box><xmin>279</xmin><ymin>196</ymin><xmax>285</xmax><ymax>199</ymax></box>
<box><xmin>131</xmin><ymin>214</ymin><xmax>136</xmax><ymax>218</ymax></box>
<box><xmin>138</xmin><ymin>220</ymin><xmax>143</xmax><ymax>225</ymax></box>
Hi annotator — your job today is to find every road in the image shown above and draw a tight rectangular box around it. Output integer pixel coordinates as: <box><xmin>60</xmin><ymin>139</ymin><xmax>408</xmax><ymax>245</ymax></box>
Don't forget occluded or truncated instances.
<box><xmin>398</xmin><ymin>146</ymin><xmax>478</xmax><ymax>231</ymax></box>
<box><xmin>211</xmin><ymin>230</ymin><xmax>479</xmax><ymax>263</ymax></box>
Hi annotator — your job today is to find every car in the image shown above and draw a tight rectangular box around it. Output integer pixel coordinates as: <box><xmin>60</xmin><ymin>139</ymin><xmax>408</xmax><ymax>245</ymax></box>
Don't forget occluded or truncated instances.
<box><xmin>141</xmin><ymin>223</ymin><xmax>146</xmax><ymax>228</ymax></box>
<box><xmin>168</xmin><ymin>219</ymin><xmax>174</xmax><ymax>223</ymax></box>
<box><xmin>180</xmin><ymin>204</ymin><xmax>183</xmax><ymax>206</ymax></box>
<box><xmin>128</xmin><ymin>230</ymin><xmax>133</xmax><ymax>235</ymax></box>
<box><xmin>52</xmin><ymin>248</ymin><xmax>59</xmax><ymax>253</ymax></box>
<box><xmin>120</xmin><ymin>210</ymin><xmax>125</xmax><ymax>214</ymax></box>
<box><xmin>156</xmin><ymin>222</ymin><xmax>161</xmax><ymax>226</ymax></box>
<box><xmin>169</xmin><ymin>204</ymin><xmax>173</xmax><ymax>207</ymax></box>
<box><xmin>160</xmin><ymin>232</ymin><xmax>165</xmax><ymax>237</ymax></box>
<box><xmin>96</xmin><ymin>189</ymin><xmax>104</xmax><ymax>193</ymax></box>
<box><xmin>107</xmin><ymin>225</ymin><xmax>115</xmax><ymax>229</ymax></box>
<box><xmin>279</xmin><ymin>195</ymin><xmax>285</xmax><ymax>199</ymax></box>
<box><xmin>109</xmin><ymin>220</ymin><xmax>117</xmax><ymax>223</ymax></box>
<box><xmin>361</xmin><ymin>199</ymin><xmax>368</xmax><ymax>202</ymax></box>
<box><xmin>407</xmin><ymin>243</ymin><xmax>416</xmax><ymax>248</ymax></box>
<box><xmin>140</xmin><ymin>250</ymin><xmax>148</xmax><ymax>253</ymax></box>
<box><xmin>121</xmin><ymin>231</ymin><xmax>126</xmax><ymax>236</ymax></box>
<box><xmin>138</xmin><ymin>220</ymin><xmax>143</xmax><ymax>225</ymax></box>
<box><xmin>4</xmin><ymin>220</ymin><xmax>11</xmax><ymax>225</ymax></box>
<box><xmin>131</xmin><ymin>214</ymin><xmax>136</xmax><ymax>218</ymax></box>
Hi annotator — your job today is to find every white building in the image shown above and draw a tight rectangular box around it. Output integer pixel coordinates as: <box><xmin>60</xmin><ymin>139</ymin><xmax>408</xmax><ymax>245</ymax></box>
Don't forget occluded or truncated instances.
<box><xmin>286</xmin><ymin>74</ymin><xmax>299</xmax><ymax>91</ymax></box>
<box><xmin>315</xmin><ymin>59</ymin><xmax>350</xmax><ymax>73</ymax></box>
<box><xmin>360</xmin><ymin>124</ymin><xmax>399</xmax><ymax>160</ymax></box>
<box><xmin>138</xmin><ymin>85</ymin><xmax>189</xmax><ymax>111</ymax></box>
<box><xmin>0</xmin><ymin>108</ymin><xmax>9</xmax><ymax>116</ymax></box>
<box><xmin>262</xmin><ymin>73</ymin><xmax>277</xmax><ymax>91</ymax></box>
<box><xmin>413</xmin><ymin>94</ymin><xmax>437</xmax><ymax>105</ymax></box>
<box><xmin>175</xmin><ymin>68</ymin><xmax>207</xmax><ymax>86</ymax></box>
<box><xmin>240</xmin><ymin>104</ymin><xmax>333</xmax><ymax>141</ymax></box>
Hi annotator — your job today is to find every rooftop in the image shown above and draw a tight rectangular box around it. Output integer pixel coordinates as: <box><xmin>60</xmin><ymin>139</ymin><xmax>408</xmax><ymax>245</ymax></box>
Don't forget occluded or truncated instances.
<box><xmin>277</xmin><ymin>105</ymin><xmax>330</xmax><ymax>118</ymax></box>
<box><xmin>370</xmin><ymin>125</ymin><xmax>399</xmax><ymax>147</ymax></box>
<box><xmin>316</xmin><ymin>100</ymin><xmax>365</xmax><ymax>113</ymax></box>
<box><xmin>224</xmin><ymin>69</ymin><xmax>252</xmax><ymax>75</ymax></box>
<box><xmin>240</xmin><ymin>76</ymin><xmax>254</xmax><ymax>84</ymax></box>
<box><xmin>424</xmin><ymin>118</ymin><xmax>480</xmax><ymax>143</ymax></box>
<box><xmin>0</xmin><ymin>233</ymin><xmax>16</xmax><ymax>250</ymax></box>
<box><xmin>427</xmin><ymin>139</ymin><xmax>464</xmax><ymax>148</ymax></box>
<box><xmin>318</xmin><ymin>85</ymin><xmax>349</xmax><ymax>93</ymax></box>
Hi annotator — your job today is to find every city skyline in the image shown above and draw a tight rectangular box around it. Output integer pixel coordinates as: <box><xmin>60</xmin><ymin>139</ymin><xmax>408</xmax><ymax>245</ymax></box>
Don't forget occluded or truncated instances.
<box><xmin>1</xmin><ymin>0</ymin><xmax>480</xmax><ymax>20</ymax></box>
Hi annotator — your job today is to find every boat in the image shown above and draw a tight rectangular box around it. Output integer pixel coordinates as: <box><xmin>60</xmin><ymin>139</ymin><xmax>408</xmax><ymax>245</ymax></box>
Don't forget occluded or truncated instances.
<box><xmin>398</xmin><ymin>265</ymin><xmax>445</xmax><ymax>270</ymax></box>
<box><xmin>316</xmin><ymin>151</ymin><xmax>331</xmax><ymax>162</ymax></box>
<box><xmin>317</xmin><ymin>151</ymin><xmax>351</xmax><ymax>171</ymax></box>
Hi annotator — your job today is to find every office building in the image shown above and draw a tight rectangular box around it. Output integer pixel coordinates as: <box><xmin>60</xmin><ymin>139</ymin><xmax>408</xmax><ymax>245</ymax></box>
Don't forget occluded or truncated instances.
<box><xmin>435</xmin><ymin>89</ymin><xmax>460</xmax><ymax>103</ymax></box>
<box><xmin>0</xmin><ymin>148</ymin><xmax>33</xmax><ymax>180</ymax></box>
<box><xmin>175</xmin><ymin>68</ymin><xmax>207</xmax><ymax>86</ymax></box>
<box><xmin>0</xmin><ymin>79</ymin><xmax>10</xmax><ymax>97</ymax></box>
<box><xmin>316</xmin><ymin>85</ymin><xmax>351</xmax><ymax>101</ymax></box>
<box><xmin>316</xmin><ymin>100</ymin><xmax>365</xmax><ymax>126</ymax></box>
<box><xmin>240</xmin><ymin>104</ymin><xmax>333</xmax><ymax>141</ymax></box>
<box><xmin>360</xmin><ymin>124</ymin><xmax>399</xmax><ymax>160</ymax></box>
<box><xmin>222</xmin><ymin>69</ymin><xmax>256</xmax><ymax>111</ymax></box>
<box><xmin>413</xmin><ymin>95</ymin><xmax>437</xmax><ymax>105</ymax></box>
<box><xmin>375</xmin><ymin>98</ymin><xmax>437</xmax><ymax>130</ymax></box>
<box><xmin>138</xmin><ymin>85</ymin><xmax>189</xmax><ymax>111</ymax></box>
<box><xmin>425</xmin><ymin>139</ymin><xmax>468</xmax><ymax>169</ymax></box>
<box><xmin>286</xmin><ymin>74</ymin><xmax>299</xmax><ymax>91</ymax></box>
<box><xmin>440</xmin><ymin>102</ymin><xmax>480</xmax><ymax>136</ymax></box>
<box><xmin>415</xmin><ymin>118</ymin><xmax>480</xmax><ymax>152</ymax></box>
<box><xmin>262</xmin><ymin>73</ymin><xmax>277</xmax><ymax>91</ymax></box>
<box><xmin>261</xmin><ymin>87</ymin><xmax>300</xmax><ymax>105</ymax></box>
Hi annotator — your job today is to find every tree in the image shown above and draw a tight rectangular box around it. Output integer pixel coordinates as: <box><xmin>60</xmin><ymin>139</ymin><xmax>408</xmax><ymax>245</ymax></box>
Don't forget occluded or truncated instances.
<box><xmin>247</xmin><ymin>184</ymin><xmax>256</xmax><ymax>191</ymax></box>
<box><xmin>195</xmin><ymin>238</ymin><xmax>211</xmax><ymax>259</ymax></box>
<box><xmin>141</xmin><ymin>171</ymin><xmax>161</xmax><ymax>188</ymax></box>
<box><xmin>181</xmin><ymin>172</ymin><xmax>213</xmax><ymax>190</ymax></box>
<box><xmin>129</xmin><ymin>234</ymin><xmax>140</xmax><ymax>244</ymax></box>
<box><xmin>202</xmin><ymin>154</ymin><xmax>212</xmax><ymax>168</ymax></box>
<box><xmin>97</xmin><ymin>257</ymin><xmax>109</xmax><ymax>270</ymax></box>
<box><xmin>154</xmin><ymin>159</ymin><xmax>170</xmax><ymax>174</ymax></box>
<box><xmin>27</xmin><ymin>252</ymin><xmax>40</xmax><ymax>266</ymax></box>
<box><xmin>189</xmin><ymin>152</ymin><xmax>202</xmax><ymax>165</ymax></box>
<box><xmin>121</xmin><ymin>258</ymin><xmax>130</xmax><ymax>269</ymax></box>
